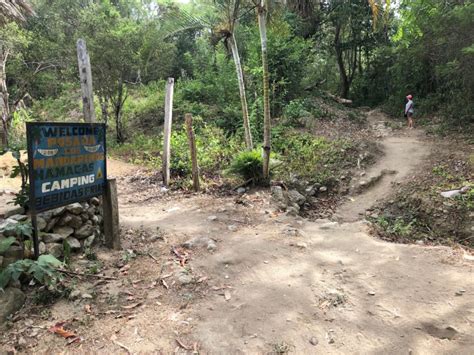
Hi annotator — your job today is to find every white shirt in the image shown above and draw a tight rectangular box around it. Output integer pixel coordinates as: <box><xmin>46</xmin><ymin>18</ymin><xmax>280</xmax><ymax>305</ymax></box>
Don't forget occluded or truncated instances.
<box><xmin>405</xmin><ymin>99</ymin><xmax>414</xmax><ymax>114</ymax></box>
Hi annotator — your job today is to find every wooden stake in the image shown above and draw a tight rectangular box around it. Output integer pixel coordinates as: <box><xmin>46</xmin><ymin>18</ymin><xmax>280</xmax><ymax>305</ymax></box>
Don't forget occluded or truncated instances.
<box><xmin>185</xmin><ymin>113</ymin><xmax>200</xmax><ymax>192</ymax></box>
<box><xmin>103</xmin><ymin>178</ymin><xmax>121</xmax><ymax>250</ymax></box>
<box><xmin>76</xmin><ymin>39</ymin><xmax>96</xmax><ymax>122</ymax></box>
<box><xmin>162</xmin><ymin>78</ymin><xmax>174</xmax><ymax>186</ymax></box>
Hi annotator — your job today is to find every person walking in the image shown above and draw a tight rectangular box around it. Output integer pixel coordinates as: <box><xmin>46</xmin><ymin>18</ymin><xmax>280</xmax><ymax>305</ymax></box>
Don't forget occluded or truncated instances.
<box><xmin>405</xmin><ymin>94</ymin><xmax>414</xmax><ymax>128</ymax></box>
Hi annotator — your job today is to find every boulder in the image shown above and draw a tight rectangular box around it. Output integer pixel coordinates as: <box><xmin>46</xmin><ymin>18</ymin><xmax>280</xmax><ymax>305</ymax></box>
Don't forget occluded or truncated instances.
<box><xmin>66</xmin><ymin>215</ymin><xmax>84</xmax><ymax>229</ymax></box>
<box><xmin>84</xmin><ymin>235</ymin><xmax>95</xmax><ymax>248</ymax></box>
<box><xmin>66</xmin><ymin>203</ymin><xmax>83</xmax><ymax>215</ymax></box>
<box><xmin>37</xmin><ymin>217</ymin><xmax>47</xmax><ymax>232</ymax></box>
<box><xmin>4</xmin><ymin>206</ymin><xmax>25</xmax><ymax>219</ymax></box>
<box><xmin>39</xmin><ymin>241</ymin><xmax>46</xmax><ymax>255</ymax></box>
<box><xmin>51</xmin><ymin>206</ymin><xmax>66</xmax><ymax>217</ymax></box>
<box><xmin>0</xmin><ymin>288</ymin><xmax>26</xmax><ymax>322</ymax></box>
<box><xmin>80</xmin><ymin>213</ymin><xmax>89</xmax><ymax>222</ymax></box>
<box><xmin>288</xmin><ymin>189</ymin><xmax>306</xmax><ymax>206</ymax></box>
<box><xmin>183</xmin><ymin>236</ymin><xmax>216</xmax><ymax>250</ymax></box>
<box><xmin>42</xmin><ymin>233</ymin><xmax>66</xmax><ymax>243</ymax></box>
<box><xmin>57</xmin><ymin>213</ymin><xmax>73</xmax><ymax>227</ymax></box>
<box><xmin>0</xmin><ymin>219</ymin><xmax>19</xmax><ymax>237</ymax></box>
<box><xmin>1</xmin><ymin>246</ymin><xmax>23</xmax><ymax>268</ymax></box>
<box><xmin>90</xmin><ymin>197</ymin><xmax>100</xmax><ymax>206</ymax></box>
<box><xmin>44</xmin><ymin>217</ymin><xmax>59</xmax><ymax>232</ymax></box>
<box><xmin>87</xmin><ymin>207</ymin><xmax>96</xmax><ymax>218</ymax></box>
<box><xmin>271</xmin><ymin>186</ymin><xmax>288</xmax><ymax>209</ymax></box>
<box><xmin>46</xmin><ymin>243</ymin><xmax>63</xmax><ymax>258</ymax></box>
<box><xmin>8</xmin><ymin>214</ymin><xmax>28</xmax><ymax>222</ymax></box>
<box><xmin>52</xmin><ymin>226</ymin><xmax>74</xmax><ymax>238</ymax></box>
<box><xmin>38</xmin><ymin>210</ymin><xmax>54</xmax><ymax>223</ymax></box>
<box><xmin>65</xmin><ymin>237</ymin><xmax>81</xmax><ymax>251</ymax></box>
<box><xmin>74</xmin><ymin>224</ymin><xmax>95</xmax><ymax>240</ymax></box>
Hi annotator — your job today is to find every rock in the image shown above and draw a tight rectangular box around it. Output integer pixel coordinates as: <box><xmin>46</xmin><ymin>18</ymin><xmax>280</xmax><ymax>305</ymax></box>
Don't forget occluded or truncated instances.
<box><xmin>8</xmin><ymin>214</ymin><xmax>28</xmax><ymax>222</ymax></box>
<box><xmin>65</xmin><ymin>237</ymin><xmax>81</xmax><ymax>251</ymax></box>
<box><xmin>66</xmin><ymin>203</ymin><xmax>83</xmax><ymax>215</ymax></box>
<box><xmin>271</xmin><ymin>186</ymin><xmax>287</xmax><ymax>209</ymax></box>
<box><xmin>176</xmin><ymin>271</ymin><xmax>194</xmax><ymax>285</ymax></box>
<box><xmin>2</xmin><ymin>246</ymin><xmax>24</xmax><ymax>268</ymax></box>
<box><xmin>57</xmin><ymin>213</ymin><xmax>72</xmax><ymax>226</ymax></box>
<box><xmin>309</xmin><ymin>337</ymin><xmax>319</xmax><ymax>346</ymax></box>
<box><xmin>80</xmin><ymin>213</ymin><xmax>89</xmax><ymax>222</ymax></box>
<box><xmin>228</xmin><ymin>225</ymin><xmax>237</xmax><ymax>232</ymax></box>
<box><xmin>46</xmin><ymin>243</ymin><xmax>63</xmax><ymax>258</ymax></box>
<box><xmin>440</xmin><ymin>189</ymin><xmax>462</xmax><ymax>198</ymax></box>
<box><xmin>69</xmin><ymin>290</ymin><xmax>81</xmax><ymax>300</ymax></box>
<box><xmin>42</xmin><ymin>233</ymin><xmax>66</xmax><ymax>243</ymax></box>
<box><xmin>319</xmin><ymin>186</ymin><xmax>328</xmax><ymax>192</ymax></box>
<box><xmin>0</xmin><ymin>219</ymin><xmax>19</xmax><ymax>237</ymax></box>
<box><xmin>91</xmin><ymin>215</ymin><xmax>99</xmax><ymax>225</ymax></box>
<box><xmin>81</xmin><ymin>202</ymin><xmax>90</xmax><ymax>210</ymax></box>
<box><xmin>90</xmin><ymin>197</ymin><xmax>100</xmax><ymax>206</ymax></box>
<box><xmin>17</xmin><ymin>336</ymin><xmax>27</xmax><ymax>347</ymax></box>
<box><xmin>53</xmin><ymin>226</ymin><xmax>74</xmax><ymax>238</ymax></box>
<box><xmin>416</xmin><ymin>240</ymin><xmax>424</xmax><ymax>245</ymax></box>
<box><xmin>207</xmin><ymin>240</ymin><xmax>217</xmax><ymax>252</ymax></box>
<box><xmin>305</xmin><ymin>186</ymin><xmax>315</xmax><ymax>196</ymax></box>
<box><xmin>51</xmin><ymin>206</ymin><xmax>66</xmax><ymax>217</ymax></box>
<box><xmin>39</xmin><ymin>242</ymin><xmax>46</xmax><ymax>255</ymax></box>
<box><xmin>4</xmin><ymin>206</ymin><xmax>25</xmax><ymax>219</ymax></box>
<box><xmin>44</xmin><ymin>217</ymin><xmax>59</xmax><ymax>232</ymax></box>
<box><xmin>286</xmin><ymin>206</ymin><xmax>300</xmax><ymax>216</ymax></box>
<box><xmin>84</xmin><ymin>234</ymin><xmax>95</xmax><ymax>248</ymax></box>
<box><xmin>207</xmin><ymin>215</ymin><xmax>218</xmax><ymax>221</ymax></box>
<box><xmin>236</xmin><ymin>187</ymin><xmax>246</xmax><ymax>194</ymax></box>
<box><xmin>81</xmin><ymin>293</ymin><xmax>93</xmax><ymax>299</ymax></box>
<box><xmin>0</xmin><ymin>288</ymin><xmax>26</xmax><ymax>322</ymax></box>
<box><xmin>38</xmin><ymin>210</ymin><xmax>55</xmax><ymax>223</ymax></box>
<box><xmin>65</xmin><ymin>214</ymin><xmax>83</xmax><ymax>229</ymax></box>
<box><xmin>296</xmin><ymin>242</ymin><xmax>308</xmax><ymax>249</ymax></box>
<box><xmin>288</xmin><ymin>189</ymin><xmax>306</xmax><ymax>206</ymax></box>
<box><xmin>87</xmin><ymin>207</ymin><xmax>96</xmax><ymax>218</ymax></box>
<box><xmin>36</xmin><ymin>217</ymin><xmax>47</xmax><ymax>232</ymax></box>
<box><xmin>183</xmin><ymin>236</ymin><xmax>216</xmax><ymax>250</ymax></box>
<box><xmin>74</xmin><ymin>224</ymin><xmax>95</xmax><ymax>240</ymax></box>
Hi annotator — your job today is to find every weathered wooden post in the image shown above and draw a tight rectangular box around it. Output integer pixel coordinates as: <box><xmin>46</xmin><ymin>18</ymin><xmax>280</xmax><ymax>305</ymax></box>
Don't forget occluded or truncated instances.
<box><xmin>185</xmin><ymin>113</ymin><xmax>200</xmax><ymax>192</ymax></box>
<box><xmin>76</xmin><ymin>39</ymin><xmax>96</xmax><ymax>123</ymax></box>
<box><xmin>162</xmin><ymin>77</ymin><xmax>174</xmax><ymax>185</ymax></box>
<box><xmin>103</xmin><ymin>178</ymin><xmax>120</xmax><ymax>250</ymax></box>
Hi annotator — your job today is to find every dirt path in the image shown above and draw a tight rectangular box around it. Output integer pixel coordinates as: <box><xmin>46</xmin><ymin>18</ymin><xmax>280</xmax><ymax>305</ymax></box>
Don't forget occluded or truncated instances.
<box><xmin>335</xmin><ymin>110</ymin><xmax>431</xmax><ymax>222</ymax></box>
<box><xmin>111</xmin><ymin>111</ymin><xmax>473</xmax><ymax>354</ymax></box>
<box><xmin>2</xmin><ymin>112</ymin><xmax>473</xmax><ymax>354</ymax></box>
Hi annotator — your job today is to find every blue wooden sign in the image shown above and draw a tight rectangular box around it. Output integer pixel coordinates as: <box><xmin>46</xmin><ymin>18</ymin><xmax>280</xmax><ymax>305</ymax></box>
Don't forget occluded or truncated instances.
<box><xmin>26</xmin><ymin>122</ymin><xmax>107</xmax><ymax>212</ymax></box>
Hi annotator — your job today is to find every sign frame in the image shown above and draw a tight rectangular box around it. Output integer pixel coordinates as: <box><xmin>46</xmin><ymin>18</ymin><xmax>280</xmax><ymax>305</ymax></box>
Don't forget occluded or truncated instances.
<box><xmin>26</xmin><ymin>122</ymin><xmax>107</xmax><ymax>258</ymax></box>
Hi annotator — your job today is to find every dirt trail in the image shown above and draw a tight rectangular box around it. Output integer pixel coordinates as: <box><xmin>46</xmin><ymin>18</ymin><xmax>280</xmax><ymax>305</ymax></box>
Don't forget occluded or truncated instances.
<box><xmin>335</xmin><ymin>110</ymin><xmax>431</xmax><ymax>222</ymax></box>
<box><xmin>114</xmin><ymin>111</ymin><xmax>473</xmax><ymax>354</ymax></box>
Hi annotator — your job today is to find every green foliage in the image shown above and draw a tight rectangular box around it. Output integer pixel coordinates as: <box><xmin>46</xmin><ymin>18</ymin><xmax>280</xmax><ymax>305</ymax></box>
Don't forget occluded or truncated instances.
<box><xmin>0</xmin><ymin>237</ymin><xmax>17</xmax><ymax>254</ymax></box>
<box><xmin>0</xmin><ymin>255</ymin><xmax>64</xmax><ymax>290</ymax></box>
<box><xmin>376</xmin><ymin>216</ymin><xmax>416</xmax><ymax>238</ymax></box>
<box><xmin>228</xmin><ymin>150</ymin><xmax>264</xmax><ymax>184</ymax></box>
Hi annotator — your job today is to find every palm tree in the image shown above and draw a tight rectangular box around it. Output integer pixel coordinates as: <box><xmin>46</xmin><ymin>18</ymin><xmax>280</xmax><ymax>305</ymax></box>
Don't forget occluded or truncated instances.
<box><xmin>255</xmin><ymin>0</ymin><xmax>271</xmax><ymax>179</ymax></box>
<box><xmin>211</xmin><ymin>0</ymin><xmax>254</xmax><ymax>150</ymax></box>
<box><xmin>0</xmin><ymin>0</ymin><xmax>33</xmax><ymax>147</ymax></box>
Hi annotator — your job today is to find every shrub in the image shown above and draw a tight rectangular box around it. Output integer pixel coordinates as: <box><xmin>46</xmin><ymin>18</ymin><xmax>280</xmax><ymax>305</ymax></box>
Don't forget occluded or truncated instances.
<box><xmin>228</xmin><ymin>150</ymin><xmax>264</xmax><ymax>185</ymax></box>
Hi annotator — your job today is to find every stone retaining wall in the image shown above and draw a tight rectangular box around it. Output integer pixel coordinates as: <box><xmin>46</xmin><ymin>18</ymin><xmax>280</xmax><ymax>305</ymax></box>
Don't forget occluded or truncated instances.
<box><xmin>0</xmin><ymin>198</ymin><xmax>103</xmax><ymax>268</ymax></box>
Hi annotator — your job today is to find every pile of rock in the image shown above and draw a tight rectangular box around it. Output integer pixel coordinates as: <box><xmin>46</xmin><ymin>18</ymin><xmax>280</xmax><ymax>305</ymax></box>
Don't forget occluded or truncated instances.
<box><xmin>271</xmin><ymin>184</ymin><xmax>329</xmax><ymax>216</ymax></box>
<box><xmin>0</xmin><ymin>198</ymin><xmax>103</xmax><ymax>267</ymax></box>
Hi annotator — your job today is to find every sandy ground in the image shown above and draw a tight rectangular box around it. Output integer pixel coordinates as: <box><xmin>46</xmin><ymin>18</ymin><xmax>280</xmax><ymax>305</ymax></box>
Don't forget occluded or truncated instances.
<box><xmin>1</xmin><ymin>112</ymin><xmax>473</xmax><ymax>354</ymax></box>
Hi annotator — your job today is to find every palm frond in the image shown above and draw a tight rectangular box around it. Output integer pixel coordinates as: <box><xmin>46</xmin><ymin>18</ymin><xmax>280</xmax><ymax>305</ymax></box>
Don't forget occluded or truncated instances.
<box><xmin>0</xmin><ymin>0</ymin><xmax>34</xmax><ymax>25</ymax></box>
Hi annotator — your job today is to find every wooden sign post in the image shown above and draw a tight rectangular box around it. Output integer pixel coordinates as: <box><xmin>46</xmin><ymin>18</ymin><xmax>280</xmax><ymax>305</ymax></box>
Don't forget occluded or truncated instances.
<box><xmin>162</xmin><ymin>78</ymin><xmax>174</xmax><ymax>186</ymax></box>
<box><xmin>76</xmin><ymin>39</ymin><xmax>96</xmax><ymax>123</ymax></box>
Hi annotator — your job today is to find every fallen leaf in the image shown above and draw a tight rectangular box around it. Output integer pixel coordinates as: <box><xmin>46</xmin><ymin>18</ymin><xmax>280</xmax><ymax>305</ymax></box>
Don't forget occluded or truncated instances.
<box><xmin>121</xmin><ymin>302</ymin><xmax>142</xmax><ymax>310</ymax></box>
<box><xmin>84</xmin><ymin>304</ymin><xmax>92</xmax><ymax>313</ymax></box>
<box><xmin>197</xmin><ymin>276</ymin><xmax>208</xmax><ymax>283</ymax></box>
<box><xmin>176</xmin><ymin>338</ymin><xmax>192</xmax><ymax>350</ymax></box>
<box><xmin>48</xmin><ymin>322</ymin><xmax>77</xmax><ymax>339</ymax></box>
<box><xmin>66</xmin><ymin>336</ymin><xmax>82</xmax><ymax>345</ymax></box>
<box><xmin>161</xmin><ymin>279</ymin><xmax>169</xmax><ymax>289</ymax></box>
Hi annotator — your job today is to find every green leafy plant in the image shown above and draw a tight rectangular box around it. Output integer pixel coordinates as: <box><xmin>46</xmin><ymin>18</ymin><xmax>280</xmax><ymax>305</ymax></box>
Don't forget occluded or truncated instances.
<box><xmin>0</xmin><ymin>255</ymin><xmax>64</xmax><ymax>290</ymax></box>
<box><xmin>0</xmin><ymin>237</ymin><xmax>17</xmax><ymax>254</ymax></box>
<box><xmin>228</xmin><ymin>150</ymin><xmax>265</xmax><ymax>185</ymax></box>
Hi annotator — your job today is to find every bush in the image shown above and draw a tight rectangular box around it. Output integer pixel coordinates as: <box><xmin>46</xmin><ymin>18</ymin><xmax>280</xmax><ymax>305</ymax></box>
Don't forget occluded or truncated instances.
<box><xmin>228</xmin><ymin>150</ymin><xmax>264</xmax><ymax>185</ymax></box>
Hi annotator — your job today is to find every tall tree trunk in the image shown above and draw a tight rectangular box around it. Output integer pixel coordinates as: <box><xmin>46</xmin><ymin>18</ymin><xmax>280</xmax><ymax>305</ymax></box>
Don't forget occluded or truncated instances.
<box><xmin>257</xmin><ymin>0</ymin><xmax>271</xmax><ymax>180</ymax></box>
<box><xmin>0</xmin><ymin>49</ymin><xmax>10</xmax><ymax>148</ymax></box>
<box><xmin>228</xmin><ymin>33</ymin><xmax>253</xmax><ymax>150</ymax></box>
<box><xmin>334</xmin><ymin>24</ymin><xmax>350</xmax><ymax>99</ymax></box>
<box><xmin>114</xmin><ymin>81</ymin><xmax>125</xmax><ymax>143</ymax></box>
<box><xmin>99</xmin><ymin>95</ymin><xmax>109</xmax><ymax>127</ymax></box>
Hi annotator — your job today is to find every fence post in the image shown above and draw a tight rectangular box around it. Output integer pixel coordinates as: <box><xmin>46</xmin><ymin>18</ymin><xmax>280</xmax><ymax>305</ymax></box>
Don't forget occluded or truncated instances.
<box><xmin>162</xmin><ymin>77</ymin><xmax>174</xmax><ymax>185</ymax></box>
<box><xmin>185</xmin><ymin>113</ymin><xmax>200</xmax><ymax>192</ymax></box>
<box><xmin>103</xmin><ymin>179</ymin><xmax>120</xmax><ymax>250</ymax></box>
<box><xmin>76</xmin><ymin>39</ymin><xmax>96</xmax><ymax>122</ymax></box>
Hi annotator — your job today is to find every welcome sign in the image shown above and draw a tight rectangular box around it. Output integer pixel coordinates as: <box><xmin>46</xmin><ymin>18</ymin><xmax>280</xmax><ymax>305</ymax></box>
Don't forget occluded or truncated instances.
<box><xmin>26</xmin><ymin>122</ymin><xmax>107</xmax><ymax>212</ymax></box>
